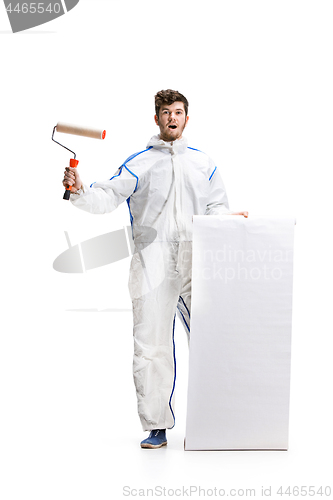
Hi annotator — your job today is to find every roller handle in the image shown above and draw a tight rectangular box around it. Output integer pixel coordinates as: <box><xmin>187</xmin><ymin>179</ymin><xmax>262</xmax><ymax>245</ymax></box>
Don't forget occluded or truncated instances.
<box><xmin>63</xmin><ymin>158</ymin><xmax>79</xmax><ymax>200</ymax></box>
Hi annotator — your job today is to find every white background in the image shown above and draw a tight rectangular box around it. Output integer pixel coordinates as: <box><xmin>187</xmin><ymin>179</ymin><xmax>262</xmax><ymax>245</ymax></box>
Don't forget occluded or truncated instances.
<box><xmin>0</xmin><ymin>0</ymin><xmax>332</xmax><ymax>498</ymax></box>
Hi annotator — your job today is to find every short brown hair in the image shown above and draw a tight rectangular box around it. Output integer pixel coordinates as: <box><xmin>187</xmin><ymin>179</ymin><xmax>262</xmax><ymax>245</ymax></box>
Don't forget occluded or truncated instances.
<box><xmin>155</xmin><ymin>89</ymin><xmax>189</xmax><ymax>119</ymax></box>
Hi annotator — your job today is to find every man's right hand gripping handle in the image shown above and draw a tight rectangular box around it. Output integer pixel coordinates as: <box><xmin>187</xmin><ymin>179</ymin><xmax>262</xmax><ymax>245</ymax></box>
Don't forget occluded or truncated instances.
<box><xmin>62</xmin><ymin>162</ymin><xmax>82</xmax><ymax>199</ymax></box>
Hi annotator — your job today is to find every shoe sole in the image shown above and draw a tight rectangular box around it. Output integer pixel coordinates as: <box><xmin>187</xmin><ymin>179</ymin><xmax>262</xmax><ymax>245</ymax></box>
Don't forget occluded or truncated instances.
<box><xmin>140</xmin><ymin>441</ymin><xmax>167</xmax><ymax>449</ymax></box>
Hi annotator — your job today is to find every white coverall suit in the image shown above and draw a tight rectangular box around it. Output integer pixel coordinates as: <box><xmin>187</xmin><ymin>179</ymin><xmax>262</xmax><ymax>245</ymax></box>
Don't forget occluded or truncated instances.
<box><xmin>70</xmin><ymin>135</ymin><xmax>230</xmax><ymax>431</ymax></box>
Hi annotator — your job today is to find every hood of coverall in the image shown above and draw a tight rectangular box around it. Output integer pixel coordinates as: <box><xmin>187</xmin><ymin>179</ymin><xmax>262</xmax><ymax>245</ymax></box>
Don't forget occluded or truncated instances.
<box><xmin>147</xmin><ymin>135</ymin><xmax>188</xmax><ymax>155</ymax></box>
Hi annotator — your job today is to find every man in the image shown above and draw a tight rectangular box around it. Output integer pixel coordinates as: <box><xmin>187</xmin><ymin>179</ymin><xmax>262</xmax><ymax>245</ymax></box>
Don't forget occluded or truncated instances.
<box><xmin>62</xmin><ymin>89</ymin><xmax>248</xmax><ymax>449</ymax></box>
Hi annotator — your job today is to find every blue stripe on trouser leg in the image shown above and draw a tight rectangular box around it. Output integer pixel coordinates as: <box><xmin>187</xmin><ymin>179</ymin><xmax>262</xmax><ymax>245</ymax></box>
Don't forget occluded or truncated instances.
<box><xmin>168</xmin><ymin>316</ymin><xmax>177</xmax><ymax>428</ymax></box>
<box><xmin>176</xmin><ymin>246</ymin><xmax>192</xmax><ymax>344</ymax></box>
<box><xmin>177</xmin><ymin>295</ymin><xmax>191</xmax><ymax>336</ymax></box>
<box><xmin>179</xmin><ymin>295</ymin><xmax>191</xmax><ymax>320</ymax></box>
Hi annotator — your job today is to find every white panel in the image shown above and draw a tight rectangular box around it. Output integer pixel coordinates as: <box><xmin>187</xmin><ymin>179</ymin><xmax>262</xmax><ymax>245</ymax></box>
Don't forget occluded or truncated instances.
<box><xmin>185</xmin><ymin>215</ymin><xmax>295</xmax><ymax>450</ymax></box>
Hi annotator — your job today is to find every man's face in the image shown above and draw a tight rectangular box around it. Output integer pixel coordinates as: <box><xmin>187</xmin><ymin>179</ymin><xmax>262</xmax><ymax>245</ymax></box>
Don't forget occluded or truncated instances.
<box><xmin>154</xmin><ymin>101</ymin><xmax>189</xmax><ymax>142</ymax></box>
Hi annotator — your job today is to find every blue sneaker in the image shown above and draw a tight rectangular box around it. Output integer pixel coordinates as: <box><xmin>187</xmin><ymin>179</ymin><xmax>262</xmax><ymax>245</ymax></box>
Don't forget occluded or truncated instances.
<box><xmin>140</xmin><ymin>429</ymin><xmax>167</xmax><ymax>449</ymax></box>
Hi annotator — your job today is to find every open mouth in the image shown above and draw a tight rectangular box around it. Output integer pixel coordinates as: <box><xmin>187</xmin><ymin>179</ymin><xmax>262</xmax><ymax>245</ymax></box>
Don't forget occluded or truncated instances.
<box><xmin>168</xmin><ymin>125</ymin><xmax>177</xmax><ymax>129</ymax></box>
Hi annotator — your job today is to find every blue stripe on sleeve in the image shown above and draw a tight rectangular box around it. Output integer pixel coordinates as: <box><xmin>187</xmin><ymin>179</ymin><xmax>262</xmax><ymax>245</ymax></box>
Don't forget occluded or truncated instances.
<box><xmin>122</xmin><ymin>146</ymin><xmax>153</xmax><ymax>165</ymax></box>
<box><xmin>90</xmin><ymin>146</ymin><xmax>152</xmax><ymax>190</ymax></box>
<box><xmin>209</xmin><ymin>166</ymin><xmax>217</xmax><ymax>181</ymax></box>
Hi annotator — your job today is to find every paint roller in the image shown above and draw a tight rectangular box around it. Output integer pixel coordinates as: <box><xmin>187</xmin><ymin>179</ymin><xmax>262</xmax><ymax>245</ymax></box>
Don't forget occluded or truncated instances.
<box><xmin>52</xmin><ymin>122</ymin><xmax>106</xmax><ymax>200</ymax></box>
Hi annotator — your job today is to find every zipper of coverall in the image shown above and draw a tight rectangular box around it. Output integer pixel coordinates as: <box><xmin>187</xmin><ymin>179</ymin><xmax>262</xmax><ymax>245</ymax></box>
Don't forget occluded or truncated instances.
<box><xmin>171</xmin><ymin>148</ymin><xmax>185</xmax><ymax>272</ymax></box>
<box><xmin>171</xmin><ymin>149</ymin><xmax>181</xmax><ymax>236</ymax></box>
